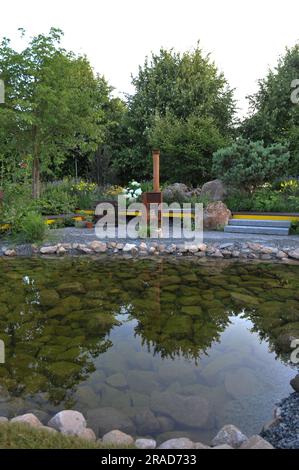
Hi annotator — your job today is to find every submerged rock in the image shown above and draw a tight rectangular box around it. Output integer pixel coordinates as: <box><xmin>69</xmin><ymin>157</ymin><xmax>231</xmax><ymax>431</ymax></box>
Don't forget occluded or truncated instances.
<box><xmin>57</xmin><ymin>282</ymin><xmax>86</xmax><ymax>295</ymax></box>
<box><xmin>127</xmin><ymin>371</ymin><xmax>160</xmax><ymax>395</ymax></box>
<box><xmin>106</xmin><ymin>373</ymin><xmax>128</xmax><ymax>389</ymax></box>
<box><xmin>134</xmin><ymin>408</ymin><xmax>160</xmax><ymax>434</ymax></box>
<box><xmin>86</xmin><ymin>407</ymin><xmax>135</xmax><ymax>437</ymax></box>
<box><xmin>224</xmin><ymin>368</ymin><xmax>262</xmax><ymax>400</ymax></box>
<box><xmin>100</xmin><ymin>385</ymin><xmax>131</xmax><ymax>409</ymax></box>
<box><xmin>150</xmin><ymin>391</ymin><xmax>210</xmax><ymax>428</ymax></box>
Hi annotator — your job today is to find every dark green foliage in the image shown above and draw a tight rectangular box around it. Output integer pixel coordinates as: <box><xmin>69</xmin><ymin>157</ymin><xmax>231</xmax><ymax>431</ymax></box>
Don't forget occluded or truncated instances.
<box><xmin>242</xmin><ymin>44</ymin><xmax>299</xmax><ymax>175</ymax></box>
<box><xmin>213</xmin><ymin>138</ymin><xmax>290</xmax><ymax>190</ymax></box>
<box><xmin>226</xmin><ymin>180</ymin><xmax>299</xmax><ymax>212</ymax></box>
<box><xmin>150</xmin><ymin>114</ymin><xmax>228</xmax><ymax>185</ymax></box>
<box><xmin>112</xmin><ymin>46</ymin><xmax>236</xmax><ymax>183</ymax></box>
<box><xmin>36</xmin><ymin>183</ymin><xmax>78</xmax><ymax>215</ymax></box>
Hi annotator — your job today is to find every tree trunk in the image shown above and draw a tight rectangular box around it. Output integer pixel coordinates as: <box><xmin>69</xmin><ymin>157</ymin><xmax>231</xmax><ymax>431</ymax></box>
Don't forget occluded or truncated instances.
<box><xmin>32</xmin><ymin>156</ymin><xmax>41</xmax><ymax>199</ymax></box>
<box><xmin>32</xmin><ymin>127</ymin><xmax>41</xmax><ymax>199</ymax></box>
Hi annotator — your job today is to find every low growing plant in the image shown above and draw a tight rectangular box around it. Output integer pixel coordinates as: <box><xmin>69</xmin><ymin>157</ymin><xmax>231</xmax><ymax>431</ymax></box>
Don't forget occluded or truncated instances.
<box><xmin>17</xmin><ymin>211</ymin><xmax>47</xmax><ymax>243</ymax></box>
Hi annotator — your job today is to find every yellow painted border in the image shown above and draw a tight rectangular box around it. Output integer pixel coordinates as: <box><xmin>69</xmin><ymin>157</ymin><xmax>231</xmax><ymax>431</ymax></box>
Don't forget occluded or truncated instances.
<box><xmin>233</xmin><ymin>214</ymin><xmax>299</xmax><ymax>222</ymax></box>
<box><xmin>75</xmin><ymin>210</ymin><xmax>94</xmax><ymax>216</ymax></box>
<box><xmin>120</xmin><ymin>211</ymin><xmax>195</xmax><ymax>219</ymax></box>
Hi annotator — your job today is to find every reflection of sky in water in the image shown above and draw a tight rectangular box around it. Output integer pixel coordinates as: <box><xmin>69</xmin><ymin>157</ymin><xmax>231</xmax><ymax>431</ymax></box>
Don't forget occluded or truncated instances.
<box><xmin>93</xmin><ymin>313</ymin><xmax>295</xmax><ymax>439</ymax></box>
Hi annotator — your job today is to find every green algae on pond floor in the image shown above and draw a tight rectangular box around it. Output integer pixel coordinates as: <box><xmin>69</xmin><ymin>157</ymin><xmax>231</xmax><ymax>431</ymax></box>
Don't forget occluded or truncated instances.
<box><xmin>0</xmin><ymin>257</ymin><xmax>298</xmax><ymax>443</ymax></box>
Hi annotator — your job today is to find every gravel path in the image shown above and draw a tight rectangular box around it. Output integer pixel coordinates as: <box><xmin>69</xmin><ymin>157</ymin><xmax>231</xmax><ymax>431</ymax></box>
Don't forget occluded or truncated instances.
<box><xmin>51</xmin><ymin>227</ymin><xmax>299</xmax><ymax>250</ymax></box>
<box><xmin>1</xmin><ymin>227</ymin><xmax>299</xmax><ymax>256</ymax></box>
<box><xmin>261</xmin><ymin>393</ymin><xmax>299</xmax><ymax>449</ymax></box>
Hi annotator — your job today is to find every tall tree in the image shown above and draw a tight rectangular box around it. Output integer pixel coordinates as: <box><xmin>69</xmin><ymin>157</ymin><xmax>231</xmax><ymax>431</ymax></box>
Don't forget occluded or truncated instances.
<box><xmin>242</xmin><ymin>44</ymin><xmax>299</xmax><ymax>175</ymax></box>
<box><xmin>113</xmin><ymin>45</ymin><xmax>236</xmax><ymax>184</ymax></box>
<box><xmin>0</xmin><ymin>28</ymin><xmax>108</xmax><ymax>197</ymax></box>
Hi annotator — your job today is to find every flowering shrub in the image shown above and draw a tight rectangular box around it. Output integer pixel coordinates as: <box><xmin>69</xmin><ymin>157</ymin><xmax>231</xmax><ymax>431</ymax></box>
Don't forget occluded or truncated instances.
<box><xmin>104</xmin><ymin>185</ymin><xmax>125</xmax><ymax>197</ymax></box>
<box><xmin>71</xmin><ymin>181</ymin><xmax>97</xmax><ymax>193</ymax></box>
<box><xmin>70</xmin><ymin>180</ymin><xmax>98</xmax><ymax>209</ymax></box>
<box><xmin>279</xmin><ymin>179</ymin><xmax>299</xmax><ymax>195</ymax></box>
<box><xmin>124</xmin><ymin>181</ymin><xmax>143</xmax><ymax>202</ymax></box>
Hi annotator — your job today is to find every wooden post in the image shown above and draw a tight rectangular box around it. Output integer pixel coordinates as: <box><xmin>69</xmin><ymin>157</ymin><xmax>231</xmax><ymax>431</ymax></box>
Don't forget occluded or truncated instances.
<box><xmin>153</xmin><ymin>149</ymin><xmax>160</xmax><ymax>192</ymax></box>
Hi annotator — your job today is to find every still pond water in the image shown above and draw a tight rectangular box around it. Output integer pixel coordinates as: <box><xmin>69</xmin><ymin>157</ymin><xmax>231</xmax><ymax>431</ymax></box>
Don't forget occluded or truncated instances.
<box><xmin>0</xmin><ymin>257</ymin><xmax>298</xmax><ymax>444</ymax></box>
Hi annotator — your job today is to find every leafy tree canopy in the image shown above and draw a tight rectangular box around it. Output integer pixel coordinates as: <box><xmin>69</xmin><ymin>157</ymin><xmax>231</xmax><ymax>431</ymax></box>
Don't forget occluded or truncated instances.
<box><xmin>0</xmin><ymin>28</ymin><xmax>112</xmax><ymax>197</ymax></box>
<box><xmin>112</xmin><ymin>45</ymin><xmax>236</xmax><ymax>184</ymax></box>
<box><xmin>242</xmin><ymin>44</ymin><xmax>299</xmax><ymax>175</ymax></box>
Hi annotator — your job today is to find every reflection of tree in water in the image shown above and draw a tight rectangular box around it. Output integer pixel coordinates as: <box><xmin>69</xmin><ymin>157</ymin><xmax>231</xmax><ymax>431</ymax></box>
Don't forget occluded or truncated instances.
<box><xmin>0</xmin><ymin>271</ymin><xmax>119</xmax><ymax>405</ymax></box>
<box><xmin>129</xmin><ymin>260</ymin><xmax>299</xmax><ymax>364</ymax></box>
<box><xmin>222</xmin><ymin>263</ymin><xmax>299</xmax><ymax>367</ymax></box>
<box><xmin>1</xmin><ymin>257</ymin><xmax>299</xmax><ymax>405</ymax></box>
<box><xmin>132</xmin><ymin>305</ymin><xmax>229</xmax><ymax>360</ymax></box>
<box><xmin>127</xmin><ymin>265</ymin><xmax>232</xmax><ymax>361</ymax></box>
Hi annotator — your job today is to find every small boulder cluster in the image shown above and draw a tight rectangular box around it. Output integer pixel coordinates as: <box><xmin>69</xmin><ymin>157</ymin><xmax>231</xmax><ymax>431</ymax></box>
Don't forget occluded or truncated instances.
<box><xmin>0</xmin><ymin>411</ymin><xmax>274</xmax><ymax>449</ymax></box>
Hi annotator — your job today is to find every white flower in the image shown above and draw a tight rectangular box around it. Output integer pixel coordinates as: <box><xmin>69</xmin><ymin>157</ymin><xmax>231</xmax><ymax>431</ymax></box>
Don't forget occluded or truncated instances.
<box><xmin>135</xmin><ymin>188</ymin><xmax>142</xmax><ymax>196</ymax></box>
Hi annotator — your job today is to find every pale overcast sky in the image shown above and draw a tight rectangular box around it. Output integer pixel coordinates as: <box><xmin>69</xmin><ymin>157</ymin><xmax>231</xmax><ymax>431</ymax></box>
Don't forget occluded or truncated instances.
<box><xmin>1</xmin><ymin>0</ymin><xmax>299</xmax><ymax>115</ymax></box>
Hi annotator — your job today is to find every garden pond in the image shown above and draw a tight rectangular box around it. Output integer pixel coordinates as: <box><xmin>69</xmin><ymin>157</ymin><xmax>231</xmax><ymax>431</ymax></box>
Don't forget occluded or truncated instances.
<box><xmin>0</xmin><ymin>256</ymin><xmax>298</xmax><ymax>444</ymax></box>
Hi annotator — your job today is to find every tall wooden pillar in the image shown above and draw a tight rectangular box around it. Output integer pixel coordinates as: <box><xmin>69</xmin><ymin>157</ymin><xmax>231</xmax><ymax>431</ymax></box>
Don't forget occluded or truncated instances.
<box><xmin>142</xmin><ymin>150</ymin><xmax>163</xmax><ymax>232</ymax></box>
<box><xmin>153</xmin><ymin>149</ymin><xmax>160</xmax><ymax>192</ymax></box>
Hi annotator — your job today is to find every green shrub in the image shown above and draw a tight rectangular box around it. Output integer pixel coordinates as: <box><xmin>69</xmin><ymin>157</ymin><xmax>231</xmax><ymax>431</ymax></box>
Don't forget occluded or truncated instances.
<box><xmin>149</xmin><ymin>113</ymin><xmax>228</xmax><ymax>186</ymax></box>
<box><xmin>70</xmin><ymin>180</ymin><xmax>98</xmax><ymax>209</ymax></box>
<box><xmin>290</xmin><ymin>221</ymin><xmax>299</xmax><ymax>235</ymax></box>
<box><xmin>213</xmin><ymin>139</ymin><xmax>290</xmax><ymax>190</ymax></box>
<box><xmin>225</xmin><ymin>192</ymin><xmax>254</xmax><ymax>212</ymax></box>
<box><xmin>18</xmin><ymin>211</ymin><xmax>47</xmax><ymax>242</ymax></box>
<box><xmin>48</xmin><ymin>219</ymin><xmax>65</xmax><ymax>230</ymax></box>
<box><xmin>37</xmin><ymin>183</ymin><xmax>78</xmax><ymax>215</ymax></box>
<box><xmin>226</xmin><ymin>186</ymin><xmax>299</xmax><ymax>213</ymax></box>
<box><xmin>64</xmin><ymin>216</ymin><xmax>76</xmax><ymax>227</ymax></box>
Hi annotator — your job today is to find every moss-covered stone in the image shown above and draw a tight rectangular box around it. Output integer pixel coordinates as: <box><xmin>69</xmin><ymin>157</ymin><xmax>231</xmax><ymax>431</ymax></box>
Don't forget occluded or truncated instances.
<box><xmin>57</xmin><ymin>282</ymin><xmax>86</xmax><ymax>296</ymax></box>
<box><xmin>39</xmin><ymin>290</ymin><xmax>60</xmax><ymax>307</ymax></box>
<box><xmin>181</xmin><ymin>306</ymin><xmax>203</xmax><ymax>316</ymax></box>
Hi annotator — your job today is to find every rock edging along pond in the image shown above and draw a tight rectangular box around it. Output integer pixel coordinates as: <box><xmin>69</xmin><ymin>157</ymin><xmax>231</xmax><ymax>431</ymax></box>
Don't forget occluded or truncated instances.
<box><xmin>0</xmin><ymin>412</ymin><xmax>275</xmax><ymax>449</ymax></box>
<box><xmin>2</xmin><ymin>240</ymin><xmax>299</xmax><ymax>262</ymax></box>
